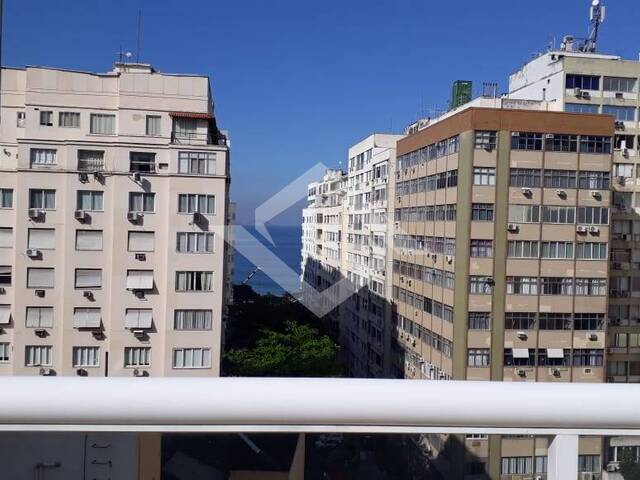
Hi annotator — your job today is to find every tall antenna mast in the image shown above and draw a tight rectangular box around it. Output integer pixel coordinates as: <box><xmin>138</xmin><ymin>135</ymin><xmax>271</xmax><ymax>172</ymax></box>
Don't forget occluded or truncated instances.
<box><xmin>581</xmin><ymin>0</ymin><xmax>605</xmax><ymax>53</ymax></box>
<box><xmin>136</xmin><ymin>9</ymin><xmax>143</xmax><ymax>63</ymax></box>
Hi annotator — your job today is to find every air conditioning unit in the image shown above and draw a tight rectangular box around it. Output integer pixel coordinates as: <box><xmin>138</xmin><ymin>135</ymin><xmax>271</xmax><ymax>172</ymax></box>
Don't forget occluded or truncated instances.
<box><xmin>589</xmin><ymin>226</ymin><xmax>600</xmax><ymax>234</ymax></box>
<box><xmin>83</xmin><ymin>290</ymin><xmax>93</xmax><ymax>300</ymax></box>
<box><xmin>576</xmin><ymin>225</ymin><xmax>588</xmax><ymax>233</ymax></box>
<box><xmin>133</xmin><ymin>369</ymin><xmax>148</xmax><ymax>377</ymax></box>
<box><xmin>622</xmin><ymin>148</ymin><xmax>630</xmax><ymax>157</ymax></box>
<box><xmin>132</xmin><ymin>329</ymin><xmax>146</xmax><ymax>338</ymax></box>
<box><xmin>26</xmin><ymin>248</ymin><xmax>40</xmax><ymax>258</ymax></box>
<box><xmin>549</xmin><ymin>368</ymin><xmax>561</xmax><ymax>377</ymax></box>
<box><xmin>511</xmin><ymin>131</ymin><xmax>520</xmax><ymax>137</ymax></box>
<box><xmin>544</xmin><ymin>133</ymin><xmax>554</xmax><ymax>139</ymax></box>
<box><xmin>130</xmin><ymin>172</ymin><xmax>142</xmax><ymax>183</ymax></box>
<box><xmin>607</xmin><ymin>462</ymin><xmax>620</xmax><ymax>472</ymax></box>
<box><xmin>520</xmin><ymin>187</ymin><xmax>532</xmax><ymax>196</ymax></box>
<box><xmin>445</xmin><ymin>255</ymin><xmax>453</xmax><ymax>264</ymax></box>
<box><xmin>590</xmin><ymin>190</ymin><xmax>601</xmax><ymax>199</ymax></box>
<box><xmin>78</xmin><ymin>172</ymin><xmax>89</xmax><ymax>183</ymax></box>
<box><xmin>507</xmin><ymin>223</ymin><xmax>519</xmax><ymax>232</ymax></box>
<box><xmin>581</xmin><ymin>91</ymin><xmax>591</xmax><ymax>99</ymax></box>
<box><xmin>127</xmin><ymin>211</ymin><xmax>143</xmax><ymax>223</ymax></box>
<box><xmin>589</xmin><ymin>333</ymin><xmax>598</xmax><ymax>341</ymax></box>
<box><xmin>616</xmin><ymin>175</ymin><xmax>626</xmax><ymax>184</ymax></box>
<box><xmin>35</xmin><ymin>289</ymin><xmax>45</xmax><ymax>298</ymax></box>
<box><xmin>556</xmin><ymin>189</ymin><xmax>566</xmax><ymax>197</ymax></box>
<box><xmin>28</xmin><ymin>208</ymin><xmax>42</xmax><ymax>219</ymax></box>
<box><xmin>74</xmin><ymin>210</ymin><xmax>88</xmax><ymax>222</ymax></box>
<box><xmin>76</xmin><ymin>368</ymin><xmax>88</xmax><ymax>377</ymax></box>
<box><xmin>135</xmin><ymin>253</ymin><xmax>146</xmax><ymax>261</ymax></box>
<box><xmin>515</xmin><ymin>369</ymin><xmax>527</xmax><ymax>377</ymax></box>
<box><xmin>615</xmin><ymin>92</ymin><xmax>624</xmax><ymax>99</ymax></box>
<box><xmin>583</xmin><ymin>368</ymin><xmax>593</xmax><ymax>374</ymax></box>
<box><xmin>574</xmin><ymin>87</ymin><xmax>583</xmax><ymax>97</ymax></box>
<box><xmin>0</xmin><ymin>287</ymin><xmax>4</xmax><ymax>294</ymax></box>
<box><xmin>35</xmin><ymin>328</ymin><xmax>47</xmax><ymax>337</ymax></box>
<box><xmin>190</xmin><ymin>212</ymin><xmax>203</xmax><ymax>225</ymax></box>
<box><xmin>39</xmin><ymin>368</ymin><xmax>54</xmax><ymax>376</ymax></box>
<box><xmin>615</xmin><ymin>121</ymin><xmax>625</xmax><ymax>130</ymax></box>
<box><xmin>516</xmin><ymin>331</ymin><xmax>527</xmax><ymax>340</ymax></box>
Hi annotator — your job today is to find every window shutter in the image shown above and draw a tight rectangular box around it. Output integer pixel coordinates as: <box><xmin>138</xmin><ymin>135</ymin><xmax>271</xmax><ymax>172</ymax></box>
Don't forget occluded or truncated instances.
<box><xmin>76</xmin><ymin>230</ymin><xmax>103</xmax><ymax>251</ymax></box>
<box><xmin>75</xmin><ymin>269</ymin><xmax>101</xmax><ymax>288</ymax></box>
<box><xmin>0</xmin><ymin>305</ymin><xmax>11</xmax><ymax>325</ymax></box>
<box><xmin>128</xmin><ymin>232</ymin><xmax>154</xmax><ymax>252</ymax></box>
<box><xmin>27</xmin><ymin>268</ymin><xmax>54</xmax><ymax>288</ymax></box>
<box><xmin>28</xmin><ymin>229</ymin><xmax>55</xmax><ymax>249</ymax></box>
<box><xmin>0</xmin><ymin>228</ymin><xmax>12</xmax><ymax>248</ymax></box>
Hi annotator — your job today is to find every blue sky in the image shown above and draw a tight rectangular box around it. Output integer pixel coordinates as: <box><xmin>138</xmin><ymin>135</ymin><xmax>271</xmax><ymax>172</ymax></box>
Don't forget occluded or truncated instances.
<box><xmin>6</xmin><ymin>0</ymin><xmax>639</xmax><ymax>225</ymax></box>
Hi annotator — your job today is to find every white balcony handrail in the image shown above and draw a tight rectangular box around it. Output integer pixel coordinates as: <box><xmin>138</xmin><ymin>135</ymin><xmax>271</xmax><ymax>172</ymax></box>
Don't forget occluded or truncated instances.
<box><xmin>0</xmin><ymin>377</ymin><xmax>639</xmax><ymax>435</ymax></box>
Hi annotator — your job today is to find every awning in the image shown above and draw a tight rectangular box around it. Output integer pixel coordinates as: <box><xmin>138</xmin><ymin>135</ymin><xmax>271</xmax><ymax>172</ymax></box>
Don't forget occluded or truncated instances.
<box><xmin>0</xmin><ymin>305</ymin><xmax>11</xmax><ymax>325</ymax></box>
<box><xmin>73</xmin><ymin>309</ymin><xmax>101</xmax><ymax>329</ymax></box>
<box><xmin>512</xmin><ymin>348</ymin><xmax>530</xmax><ymax>358</ymax></box>
<box><xmin>547</xmin><ymin>348</ymin><xmax>565</xmax><ymax>359</ymax></box>
<box><xmin>125</xmin><ymin>309</ymin><xmax>153</xmax><ymax>329</ymax></box>
<box><xmin>169</xmin><ymin>111</ymin><xmax>212</xmax><ymax>120</ymax></box>
<box><xmin>126</xmin><ymin>270</ymin><xmax>154</xmax><ymax>290</ymax></box>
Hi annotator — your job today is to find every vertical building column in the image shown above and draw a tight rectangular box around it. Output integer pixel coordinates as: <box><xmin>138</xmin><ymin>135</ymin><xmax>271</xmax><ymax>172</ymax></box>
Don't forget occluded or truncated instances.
<box><xmin>547</xmin><ymin>434</ymin><xmax>579</xmax><ymax>480</ymax></box>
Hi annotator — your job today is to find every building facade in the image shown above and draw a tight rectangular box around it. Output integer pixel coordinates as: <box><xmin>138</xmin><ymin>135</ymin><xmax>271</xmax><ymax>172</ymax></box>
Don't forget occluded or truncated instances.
<box><xmin>0</xmin><ymin>63</ymin><xmax>230</xmax><ymax>377</ymax></box>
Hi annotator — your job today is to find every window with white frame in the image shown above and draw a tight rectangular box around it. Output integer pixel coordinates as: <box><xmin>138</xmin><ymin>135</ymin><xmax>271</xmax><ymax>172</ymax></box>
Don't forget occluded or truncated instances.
<box><xmin>578</xmin><ymin>455</ymin><xmax>600</xmax><ymax>473</ymax></box>
<box><xmin>74</xmin><ymin>269</ymin><xmax>102</xmax><ymax>289</ymax></box>
<box><xmin>0</xmin><ymin>343</ymin><xmax>9</xmax><ymax>362</ymax></box>
<box><xmin>577</xmin><ymin>206</ymin><xmax>609</xmax><ymax>225</ymax></box>
<box><xmin>39</xmin><ymin>111</ymin><xmax>53</xmax><ymax>126</ymax></box>
<box><xmin>89</xmin><ymin>113</ymin><xmax>115</xmax><ymax>134</ymax></box>
<box><xmin>128</xmin><ymin>192</ymin><xmax>155</xmax><ymax>212</ymax></box>
<box><xmin>125</xmin><ymin>270</ymin><xmax>154</xmax><ymax>290</ymax></box>
<box><xmin>73</xmin><ymin>346</ymin><xmax>99</xmax><ymax>367</ymax></box>
<box><xmin>59</xmin><ymin>112</ymin><xmax>80</xmax><ymax>128</ymax></box>
<box><xmin>501</xmin><ymin>456</ymin><xmax>533</xmax><ymax>475</ymax></box>
<box><xmin>0</xmin><ymin>188</ymin><xmax>12</xmax><ymax>208</ymax></box>
<box><xmin>27</xmin><ymin>268</ymin><xmax>54</xmax><ymax>288</ymax></box>
<box><xmin>29</xmin><ymin>189</ymin><xmax>55</xmax><ymax>209</ymax></box>
<box><xmin>507</xmin><ymin>240</ymin><xmax>539</xmax><ymax>258</ymax></box>
<box><xmin>541</xmin><ymin>241</ymin><xmax>574</xmax><ymax>259</ymax></box>
<box><xmin>508</xmin><ymin>205</ymin><xmax>540</xmax><ymax>223</ymax></box>
<box><xmin>178</xmin><ymin>151</ymin><xmax>216</xmax><ymax>175</ymax></box>
<box><xmin>175</xmin><ymin>271</ymin><xmax>213</xmax><ymax>291</ymax></box>
<box><xmin>25</xmin><ymin>345</ymin><xmax>52</xmax><ymax>366</ymax></box>
<box><xmin>146</xmin><ymin>115</ymin><xmax>161</xmax><ymax>136</ymax></box>
<box><xmin>176</xmin><ymin>232</ymin><xmax>214</xmax><ymax>253</ymax></box>
<box><xmin>77</xmin><ymin>150</ymin><xmax>105</xmax><ymax>172</ymax></box>
<box><xmin>469</xmin><ymin>276</ymin><xmax>493</xmax><ymax>294</ymax></box>
<box><xmin>127</xmin><ymin>231</ymin><xmax>155</xmax><ymax>252</ymax></box>
<box><xmin>473</xmin><ymin>167</ymin><xmax>495</xmax><ymax>185</ymax></box>
<box><xmin>129</xmin><ymin>152</ymin><xmax>156</xmax><ymax>173</ymax></box>
<box><xmin>467</xmin><ymin>348</ymin><xmax>490</xmax><ymax>367</ymax></box>
<box><xmin>174</xmin><ymin>310</ymin><xmax>213</xmax><ymax>330</ymax></box>
<box><xmin>172</xmin><ymin>348</ymin><xmax>211</xmax><ymax>369</ymax></box>
<box><xmin>26</xmin><ymin>307</ymin><xmax>53</xmax><ymax>328</ymax></box>
<box><xmin>178</xmin><ymin>194</ymin><xmax>215</xmax><ymax>214</ymax></box>
<box><xmin>542</xmin><ymin>206</ymin><xmax>575</xmax><ymax>224</ymax></box>
<box><xmin>125</xmin><ymin>309</ymin><xmax>153</xmax><ymax>329</ymax></box>
<box><xmin>576</xmin><ymin>242</ymin><xmax>607</xmax><ymax>260</ymax></box>
<box><xmin>76</xmin><ymin>230</ymin><xmax>103</xmax><ymax>251</ymax></box>
<box><xmin>76</xmin><ymin>191</ymin><xmax>103</xmax><ymax>211</ymax></box>
<box><xmin>474</xmin><ymin>130</ymin><xmax>497</xmax><ymax>150</ymax></box>
<box><xmin>0</xmin><ymin>266</ymin><xmax>11</xmax><ymax>285</ymax></box>
<box><xmin>28</xmin><ymin>228</ymin><xmax>55</xmax><ymax>250</ymax></box>
<box><xmin>603</xmin><ymin>105</ymin><xmax>637</xmax><ymax>122</ymax></box>
<box><xmin>16</xmin><ymin>111</ymin><xmax>25</xmax><ymax>128</ymax></box>
<box><xmin>604</xmin><ymin>77</ymin><xmax>637</xmax><ymax>93</ymax></box>
<box><xmin>506</xmin><ymin>276</ymin><xmax>538</xmax><ymax>295</ymax></box>
<box><xmin>124</xmin><ymin>347</ymin><xmax>151</xmax><ymax>367</ymax></box>
<box><xmin>0</xmin><ymin>228</ymin><xmax>12</xmax><ymax>248</ymax></box>
<box><xmin>30</xmin><ymin>149</ymin><xmax>57</xmax><ymax>167</ymax></box>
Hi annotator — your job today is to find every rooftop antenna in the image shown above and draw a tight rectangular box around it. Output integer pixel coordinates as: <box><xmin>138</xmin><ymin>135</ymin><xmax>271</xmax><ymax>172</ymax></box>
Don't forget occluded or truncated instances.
<box><xmin>581</xmin><ymin>0</ymin><xmax>605</xmax><ymax>53</ymax></box>
<box><xmin>136</xmin><ymin>9</ymin><xmax>143</xmax><ymax>63</ymax></box>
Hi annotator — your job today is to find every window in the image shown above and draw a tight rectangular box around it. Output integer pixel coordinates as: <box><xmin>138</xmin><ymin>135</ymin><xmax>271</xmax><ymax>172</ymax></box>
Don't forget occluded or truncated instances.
<box><xmin>125</xmin><ymin>309</ymin><xmax>153</xmax><ymax>329</ymax></box>
<box><xmin>508</xmin><ymin>205</ymin><xmax>540</xmax><ymax>223</ymax></box>
<box><xmin>474</xmin><ymin>130</ymin><xmax>497</xmax><ymax>150</ymax></box>
<box><xmin>471</xmin><ymin>203</ymin><xmax>494</xmax><ymax>221</ymax></box>
<box><xmin>27</xmin><ymin>268</ymin><xmax>54</xmax><ymax>288</ymax></box>
<box><xmin>545</xmin><ymin>134</ymin><xmax>578</xmax><ymax>152</ymax></box>
<box><xmin>468</xmin><ymin>349</ymin><xmax>490</xmax><ymax>367</ymax></box>
<box><xmin>73</xmin><ymin>308</ymin><xmax>101</xmax><ymax>329</ymax></box>
<box><xmin>0</xmin><ymin>228</ymin><xmax>12</xmax><ymax>248</ymax></box>
<box><xmin>541</xmin><ymin>241</ymin><xmax>574</xmax><ymax>259</ymax></box>
<box><xmin>175</xmin><ymin>271</ymin><xmax>213</xmax><ymax>292</ymax></box>
<box><xmin>77</xmin><ymin>150</ymin><xmax>105</xmax><ymax>172</ymax></box>
<box><xmin>504</xmin><ymin>348</ymin><xmax>535</xmax><ymax>367</ymax></box>
<box><xmin>579</xmin><ymin>171</ymin><xmax>609</xmax><ymax>189</ymax></box>
<box><xmin>539</xmin><ymin>313</ymin><xmax>572</xmax><ymax>330</ymax></box>
<box><xmin>543</xmin><ymin>169</ymin><xmax>577</xmax><ymax>188</ymax></box>
<box><xmin>0</xmin><ymin>306</ymin><xmax>10</xmax><ymax>326</ymax></box>
<box><xmin>176</xmin><ymin>232</ymin><xmax>214</xmax><ymax>253</ymax></box>
<box><xmin>0</xmin><ymin>343</ymin><xmax>9</xmax><ymax>362</ymax></box>
<box><xmin>575</xmin><ymin>278</ymin><xmax>606</xmax><ymax>296</ymax></box>
<box><xmin>473</xmin><ymin>167</ymin><xmax>495</xmax><ymax>185</ymax></box>
<box><xmin>573</xmin><ymin>349</ymin><xmax>604</xmax><ymax>366</ymax></box>
<box><xmin>469</xmin><ymin>276</ymin><xmax>493</xmax><ymax>294</ymax></box>
<box><xmin>39</xmin><ymin>111</ymin><xmax>53</xmax><ymax>126</ymax></box>
<box><xmin>25</xmin><ymin>345</ymin><xmax>52</xmax><ymax>367</ymax></box>
<box><xmin>173</xmin><ymin>347</ymin><xmax>211</xmax><ymax>369</ymax></box>
<box><xmin>510</xmin><ymin>168</ymin><xmax>541</xmax><ymax>188</ymax></box>
<box><xmin>468</xmin><ymin>312</ymin><xmax>490</xmax><ymax>330</ymax></box>
<box><xmin>128</xmin><ymin>231</ymin><xmax>155</xmax><ymax>252</ymax></box>
<box><xmin>74</xmin><ymin>269</ymin><xmax>102</xmax><ymax>289</ymax></box>
<box><xmin>124</xmin><ymin>347</ymin><xmax>151</xmax><ymax>367</ymax></box>
<box><xmin>615</xmin><ymin>134</ymin><xmax>635</xmax><ymax>150</ymax></box>
<box><xmin>578</xmin><ymin>455</ymin><xmax>600</xmax><ymax>473</ymax></box>
<box><xmin>538</xmin><ymin>348</ymin><xmax>570</xmax><ymax>367</ymax></box>
<box><xmin>128</xmin><ymin>192</ymin><xmax>155</xmax><ymax>212</ymax></box>
<box><xmin>72</xmin><ymin>346</ymin><xmax>99</xmax><ymax>367</ymax></box>
<box><xmin>580</xmin><ymin>136</ymin><xmax>612</xmax><ymax>154</ymax></box>
<box><xmin>542</xmin><ymin>206</ymin><xmax>575</xmax><ymax>224</ymax></box>
<box><xmin>0</xmin><ymin>266</ymin><xmax>11</xmax><ymax>285</ymax></box>
<box><xmin>505</xmin><ymin>312</ymin><xmax>536</xmax><ymax>330</ymax></box>
<box><xmin>174</xmin><ymin>118</ymin><xmax>197</xmax><ymax>139</ymax></box>
<box><xmin>90</xmin><ymin>113</ymin><xmax>115</xmax><ymax>134</ymax></box>
<box><xmin>59</xmin><ymin>112</ymin><xmax>80</xmax><ymax>128</ymax></box>
<box><xmin>565</xmin><ymin>103</ymin><xmax>599</xmax><ymax>114</ymax></box>
<box><xmin>604</xmin><ymin>76</ymin><xmax>637</xmax><ymax>93</ymax></box>
<box><xmin>146</xmin><ymin>115</ymin><xmax>161</xmax><ymax>136</ymax></box>
<box><xmin>501</xmin><ymin>457</ymin><xmax>533</xmax><ymax>475</ymax></box>
<box><xmin>174</xmin><ymin>310</ymin><xmax>213</xmax><ymax>330</ymax></box>
<box><xmin>177</xmin><ymin>194</ymin><xmax>215</xmax><ymax>214</ymax></box>
<box><xmin>470</xmin><ymin>239</ymin><xmax>493</xmax><ymax>257</ymax></box>
<box><xmin>577</xmin><ymin>206</ymin><xmax>608</xmax><ymax>224</ymax></box>
<box><xmin>76</xmin><ymin>191</ymin><xmax>103</xmax><ymax>211</ymax></box>
<box><xmin>566</xmin><ymin>74</ymin><xmax>599</xmax><ymax>90</ymax></box>
<box><xmin>26</xmin><ymin>307</ymin><xmax>53</xmax><ymax>328</ymax></box>
<box><xmin>129</xmin><ymin>152</ymin><xmax>156</xmax><ymax>173</ymax></box>
<box><xmin>603</xmin><ymin>105</ymin><xmax>637</xmax><ymax>122</ymax></box>
<box><xmin>608</xmin><ymin>361</ymin><xmax>627</xmax><ymax>376</ymax></box>
<box><xmin>506</xmin><ymin>277</ymin><xmax>538</xmax><ymax>295</ymax></box>
<box><xmin>0</xmin><ymin>189</ymin><xmax>12</xmax><ymax>208</ymax></box>
<box><xmin>511</xmin><ymin>132</ymin><xmax>543</xmax><ymax>150</ymax></box>
<box><xmin>507</xmin><ymin>240</ymin><xmax>539</xmax><ymax>258</ymax></box>
<box><xmin>30</xmin><ymin>149</ymin><xmax>57</xmax><ymax>166</ymax></box>
<box><xmin>178</xmin><ymin>151</ymin><xmax>216</xmax><ymax>175</ymax></box>
<box><xmin>574</xmin><ymin>313</ymin><xmax>605</xmax><ymax>330</ymax></box>
<box><xmin>126</xmin><ymin>270</ymin><xmax>154</xmax><ymax>290</ymax></box>
<box><xmin>29</xmin><ymin>189</ymin><xmax>55</xmax><ymax>209</ymax></box>
<box><xmin>576</xmin><ymin>242</ymin><xmax>607</xmax><ymax>260</ymax></box>
<box><xmin>28</xmin><ymin>228</ymin><xmax>55</xmax><ymax>250</ymax></box>
<box><xmin>540</xmin><ymin>277</ymin><xmax>573</xmax><ymax>295</ymax></box>
<box><xmin>16</xmin><ymin>111</ymin><xmax>25</xmax><ymax>128</ymax></box>
<box><xmin>76</xmin><ymin>230</ymin><xmax>103</xmax><ymax>251</ymax></box>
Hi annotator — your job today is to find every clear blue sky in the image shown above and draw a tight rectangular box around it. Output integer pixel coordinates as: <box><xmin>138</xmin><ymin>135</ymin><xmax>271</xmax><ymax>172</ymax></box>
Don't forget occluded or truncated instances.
<box><xmin>6</xmin><ymin>0</ymin><xmax>639</xmax><ymax>225</ymax></box>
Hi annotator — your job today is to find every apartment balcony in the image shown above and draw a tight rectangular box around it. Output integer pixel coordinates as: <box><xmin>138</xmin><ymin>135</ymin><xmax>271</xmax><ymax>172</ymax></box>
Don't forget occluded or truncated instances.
<box><xmin>170</xmin><ymin>130</ymin><xmax>215</xmax><ymax>145</ymax></box>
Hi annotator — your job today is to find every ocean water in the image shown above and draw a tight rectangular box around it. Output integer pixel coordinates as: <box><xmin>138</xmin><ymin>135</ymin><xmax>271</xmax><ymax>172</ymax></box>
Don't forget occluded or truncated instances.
<box><xmin>232</xmin><ymin>225</ymin><xmax>303</xmax><ymax>295</ymax></box>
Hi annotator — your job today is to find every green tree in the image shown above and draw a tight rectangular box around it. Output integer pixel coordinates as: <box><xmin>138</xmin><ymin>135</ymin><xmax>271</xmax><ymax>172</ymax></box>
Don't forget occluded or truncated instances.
<box><xmin>619</xmin><ymin>449</ymin><xmax>640</xmax><ymax>480</ymax></box>
<box><xmin>225</xmin><ymin>320</ymin><xmax>343</xmax><ymax>377</ymax></box>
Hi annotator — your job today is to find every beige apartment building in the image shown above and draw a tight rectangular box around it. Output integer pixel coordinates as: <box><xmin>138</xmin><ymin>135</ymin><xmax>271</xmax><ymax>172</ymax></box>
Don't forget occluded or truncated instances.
<box><xmin>0</xmin><ymin>63</ymin><xmax>230</xmax><ymax>378</ymax></box>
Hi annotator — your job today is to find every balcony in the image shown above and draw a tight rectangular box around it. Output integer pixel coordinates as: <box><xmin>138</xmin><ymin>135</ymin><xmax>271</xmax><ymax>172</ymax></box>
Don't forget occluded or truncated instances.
<box><xmin>171</xmin><ymin>130</ymin><xmax>214</xmax><ymax>145</ymax></box>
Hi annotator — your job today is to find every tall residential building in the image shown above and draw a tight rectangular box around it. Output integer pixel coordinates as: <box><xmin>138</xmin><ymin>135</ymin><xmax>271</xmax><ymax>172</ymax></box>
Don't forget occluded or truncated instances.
<box><xmin>393</xmin><ymin>105</ymin><xmax>613</xmax><ymax>478</ymax></box>
<box><xmin>508</xmin><ymin>48</ymin><xmax>640</xmax><ymax>384</ymax></box>
<box><xmin>0</xmin><ymin>63</ymin><xmax>231</xmax><ymax>377</ymax></box>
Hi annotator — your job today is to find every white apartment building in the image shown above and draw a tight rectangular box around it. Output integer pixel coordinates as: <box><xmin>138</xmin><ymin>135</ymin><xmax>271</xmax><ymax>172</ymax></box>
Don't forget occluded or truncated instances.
<box><xmin>0</xmin><ymin>63</ymin><xmax>231</xmax><ymax>377</ymax></box>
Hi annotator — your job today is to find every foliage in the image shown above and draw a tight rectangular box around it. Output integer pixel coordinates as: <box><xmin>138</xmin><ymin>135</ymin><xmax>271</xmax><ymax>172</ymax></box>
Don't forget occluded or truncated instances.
<box><xmin>619</xmin><ymin>449</ymin><xmax>640</xmax><ymax>480</ymax></box>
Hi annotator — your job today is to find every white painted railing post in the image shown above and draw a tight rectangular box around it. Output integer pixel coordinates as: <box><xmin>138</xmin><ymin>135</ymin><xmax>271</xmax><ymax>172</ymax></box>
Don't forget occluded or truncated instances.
<box><xmin>547</xmin><ymin>434</ymin><xmax>578</xmax><ymax>480</ymax></box>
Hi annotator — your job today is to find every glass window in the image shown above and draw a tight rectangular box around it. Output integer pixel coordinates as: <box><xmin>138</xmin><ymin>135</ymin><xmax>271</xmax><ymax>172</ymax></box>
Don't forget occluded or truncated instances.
<box><xmin>468</xmin><ymin>312</ymin><xmax>490</xmax><ymax>330</ymax></box>
<box><xmin>578</xmin><ymin>455</ymin><xmax>600</xmax><ymax>473</ymax></box>
<box><xmin>177</xmin><ymin>194</ymin><xmax>215</xmax><ymax>214</ymax></box>
<box><xmin>511</xmin><ymin>132</ymin><xmax>543</xmax><ymax>150</ymax></box>
<box><xmin>39</xmin><ymin>111</ymin><xmax>53</xmax><ymax>126</ymax></box>
<box><xmin>507</xmin><ymin>240</ymin><xmax>539</xmax><ymax>258</ymax></box>
<box><xmin>505</xmin><ymin>312</ymin><xmax>536</xmax><ymax>330</ymax></box>
<box><xmin>77</xmin><ymin>150</ymin><xmax>105</xmax><ymax>172</ymax></box>
<box><xmin>76</xmin><ymin>191</ymin><xmax>103</xmax><ymax>211</ymax></box>
<box><xmin>510</xmin><ymin>168</ymin><xmax>541</xmax><ymax>188</ymax></box>
<box><xmin>26</xmin><ymin>307</ymin><xmax>53</xmax><ymax>328</ymax></box>
<box><xmin>178</xmin><ymin>151</ymin><xmax>216</xmax><ymax>175</ymax></box>
<box><xmin>540</xmin><ymin>277</ymin><xmax>573</xmax><ymax>295</ymax></box>
<box><xmin>578</xmin><ymin>171</ymin><xmax>609</xmax><ymax>189</ymax></box>
<box><xmin>173</xmin><ymin>348</ymin><xmax>211</xmax><ymax>369</ymax></box>
<box><xmin>542</xmin><ymin>206</ymin><xmax>575</xmax><ymax>224</ymax></box>
<box><xmin>176</xmin><ymin>232</ymin><xmax>214</xmax><ymax>253</ymax></box>
<box><xmin>545</xmin><ymin>134</ymin><xmax>577</xmax><ymax>152</ymax></box>
<box><xmin>90</xmin><ymin>114</ymin><xmax>116</xmax><ymax>134</ymax></box>
<box><xmin>0</xmin><ymin>228</ymin><xmax>12</xmax><ymax>248</ymax></box>
<box><xmin>506</xmin><ymin>277</ymin><xmax>538</xmax><ymax>295</ymax></box>
<box><xmin>25</xmin><ymin>345</ymin><xmax>52</xmax><ymax>367</ymax></box>
<box><xmin>468</xmin><ymin>349</ymin><xmax>490</xmax><ymax>367</ymax></box>
<box><xmin>576</xmin><ymin>242</ymin><xmax>607</xmax><ymax>260</ymax></box>
<box><xmin>146</xmin><ymin>115</ymin><xmax>161</xmax><ymax>136</ymax></box>
<box><xmin>469</xmin><ymin>276</ymin><xmax>493</xmax><ymax>294</ymax></box>
<box><xmin>29</xmin><ymin>189</ymin><xmax>56</xmax><ymax>210</ymax></box>
<box><xmin>73</xmin><ymin>346</ymin><xmax>99</xmax><ymax>367</ymax></box>
<box><xmin>573</xmin><ymin>349</ymin><xmax>603</xmax><ymax>366</ymax></box>
<box><xmin>0</xmin><ymin>189</ymin><xmax>13</xmax><ymax>208</ymax></box>
<box><xmin>470</xmin><ymin>239</ymin><xmax>493</xmax><ymax>257</ymax></box>
<box><xmin>0</xmin><ymin>266</ymin><xmax>11</xmax><ymax>285</ymax></box>
<box><xmin>0</xmin><ymin>342</ymin><xmax>9</xmax><ymax>362</ymax></box>
<box><xmin>603</xmin><ymin>105</ymin><xmax>637</xmax><ymax>122</ymax></box>
<box><xmin>501</xmin><ymin>456</ymin><xmax>533</xmax><ymax>475</ymax></box>
<box><xmin>565</xmin><ymin>103</ymin><xmax>599</xmax><ymax>114</ymax></box>
<box><xmin>473</xmin><ymin>167</ymin><xmax>495</xmax><ymax>185</ymax></box>
<box><xmin>174</xmin><ymin>310</ymin><xmax>213</xmax><ymax>330</ymax></box>
<box><xmin>539</xmin><ymin>313</ymin><xmax>572</xmax><ymax>330</ymax></box>
<box><xmin>59</xmin><ymin>112</ymin><xmax>80</xmax><ymax>128</ymax></box>
<box><xmin>128</xmin><ymin>192</ymin><xmax>155</xmax><ymax>212</ymax></box>
<box><xmin>543</xmin><ymin>169</ymin><xmax>577</xmax><ymax>188</ymax></box>
<box><xmin>16</xmin><ymin>111</ymin><xmax>25</xmax><ymax>128</ymax></box>
<box><xmin>124</xmin><ymin>347</ymin><xmax>151</xmax><ymax>367</ymax></box>
<box><xmin>541</xmin><ymin>241</ymin><xmax>574</xmax><ymax>259</ymax></box>
<box><xmin>30</xmin><ymin>149</ymin><xmax>57</xmax><ymax>166</ymax></box>
<box><xmin>471</xmin><ymin>203</ymin><xmax>494</xmax><ymax>221</ymax></box>
<box><xmin>175</xmin><ymin>271</ymin><xmax>213</xmax><ymax>291</ymax></box>
<box><xmin>604</xmin><ymin>77</ymin><xmax>637</xmax><ymax>93</ymax></box>
<box><xmin>574</xmin><ymin>278</ymin><xmax>607</xmax><ymax>296</ymax></box>
<box><xmin>26</xmin><ymin>268</ymin><xmax>54</xmax><ymax>288</ymax></box>
<box><xmin>566</xmin><ymin>74</ymin><xmax>600</xmax><ymax>90</ymax></box>
<box><xmin>129</xmin><ymin>152</ymin><xmax>156</xmax><ymax>173</ymax></box>
<box><xmin>504</xmin><ymin>348</ymin><xmax>536</xmax><ymax>367</ymax></box>
<box><xmin>474</xmin><ymin>131</ymin><xmax>497</xmax><ymax>150</ymax></box>
<box><xmin>580</xmin><ymin>136</ymin><xmax>612</xmax><ymax>154</ymax></box>
<box><xmin>574</xmin><ymin>313</ymin><xmax>605</xmax><ymax>330</ymax></box>
<box><xmin>508</xmin><ymin>205</ymin><xmax>540</xmax><ymax>223</ymax></box>
<box><xmin>577</xmin><ymin>206</ymin><xmax>609</xmax><ymax>224</ymax></box>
